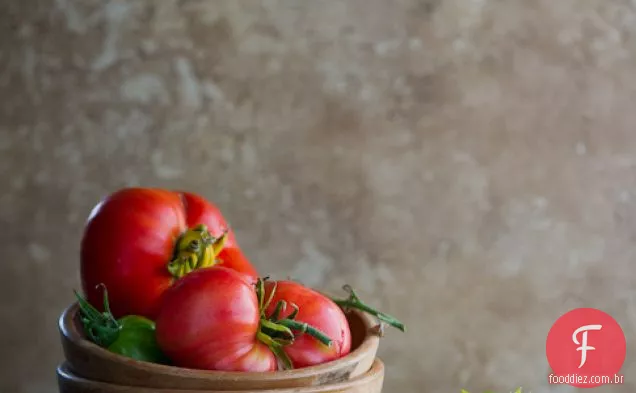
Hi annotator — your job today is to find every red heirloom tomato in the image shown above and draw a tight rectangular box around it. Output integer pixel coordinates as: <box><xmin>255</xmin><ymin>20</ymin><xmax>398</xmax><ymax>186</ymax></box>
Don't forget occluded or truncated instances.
<box><xmin>155</xmin><ymin>267</ymin><xmax>337</xmax><ymax>371</ymax></box>
<box><xmin>80</xmin><ymin>188</ymin><xmax>258</xmax><ymax>319</ymax></box>
<box><xmin>259</xmin><ymin>281</ymin><xmax>405</xmax><ymax>369</ymax></box>
<box><xmin>262</xmin><ymin>280</ymin><xmax>351</xmax><ymax>368</ymax></box>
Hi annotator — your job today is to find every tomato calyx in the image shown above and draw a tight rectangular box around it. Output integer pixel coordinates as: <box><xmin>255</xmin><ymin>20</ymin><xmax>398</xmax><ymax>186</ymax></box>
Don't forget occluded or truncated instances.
<box><xmin>75</xmin><ymin>284</ymin><xmax>170</xmax><ymax>364</ymax></box>
<box><xmin>330</xmin><ymin>285</ymin><xmax>406</xmax><ymax>334</ymax></box>
<box><xmin>254</xmin><ymin>278</ymin><xmax>333</xmax><ymax>370</ymax></box>
<box><xmin>167</xmin><ymin>224</ymin><xmax>228</xmax><ymax>279</ymax></box>
<box><xmin>74</xmin><ymin>284</ymin><xmax>121</xmax><ymax>348</ymax></box>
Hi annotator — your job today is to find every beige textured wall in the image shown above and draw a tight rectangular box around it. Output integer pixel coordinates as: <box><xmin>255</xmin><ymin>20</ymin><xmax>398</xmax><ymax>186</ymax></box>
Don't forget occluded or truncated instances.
<box><xmin>2</xmin><ymin>1</ymin><xmax>636</xmax><ymax>392</ymax></box>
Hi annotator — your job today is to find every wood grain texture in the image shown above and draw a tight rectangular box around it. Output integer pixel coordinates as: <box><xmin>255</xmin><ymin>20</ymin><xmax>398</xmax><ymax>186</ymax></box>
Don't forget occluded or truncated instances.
<box><xmin>58</xmin><ymin>302</ymin><xmax>380</xmax><ymax>390</ymax></box>
<box><xmin>56</xmin><ymin>359</ymin><xmax>384</xmax><ymax>393</ymax></box>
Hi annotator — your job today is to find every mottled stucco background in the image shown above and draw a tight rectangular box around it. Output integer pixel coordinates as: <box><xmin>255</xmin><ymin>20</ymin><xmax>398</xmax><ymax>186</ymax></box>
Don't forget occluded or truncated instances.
<box><xmin>2</xmin><ymin>0</ymin><xmax>636</xmax><ymax>392</ymax></box>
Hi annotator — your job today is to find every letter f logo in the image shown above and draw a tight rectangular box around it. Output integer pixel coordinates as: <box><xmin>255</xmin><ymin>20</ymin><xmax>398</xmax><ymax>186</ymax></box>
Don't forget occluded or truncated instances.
<box><xmin>572</xmin><ymin>324</ymin><xmax>602</xmax><ymax>368</ymax></box>
<box><xmin>546</xmin><ymin>308</ymin><xmax>626</xmax><ymax>388</ymax></box>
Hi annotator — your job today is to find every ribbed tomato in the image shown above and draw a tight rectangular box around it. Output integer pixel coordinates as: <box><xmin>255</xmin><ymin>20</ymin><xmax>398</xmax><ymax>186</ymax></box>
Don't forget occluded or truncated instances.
<box><xmin>155</xmin><ymin>266</ymin><xmax>276</xmax><ymax>371</ymax></box>
<box><xmin>259</xmin><ymin>281</ymin><xmax>406</xmax><ymax>368</ymax></box>
<box><xmin>155</xmin><ymin>267</ymin><xmax>339</xmax><ymax>371</ymax></box>
<box><xmin>80</xmin><ymin>188</ymin><xmax>258</xmax><ymax>319</ymax></box>
<box><xmin>262</xmin><ymin>280</ymin><xmax>351</xmax><ymax>368</ymax></box>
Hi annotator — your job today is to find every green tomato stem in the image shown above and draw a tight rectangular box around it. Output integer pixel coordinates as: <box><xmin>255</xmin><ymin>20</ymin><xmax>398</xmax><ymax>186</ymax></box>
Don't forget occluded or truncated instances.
<box><xmin>253</xmin><ymin>277</ymin><xmax>335</xmax><ymax>369</ymax></box>
<box><xmin>277</xmin><ymin>319</ymin><xmax>333</xmax><ymax>347</ymax></box>
<box><xmin>256</xmin><ymin>331</ymin><xmax>293</xmax><ymax>370</ymax></box>
<box><xmin>260</xmin><ymin>319</ymin><xmax>294</xmax><ymax>339</ymax></box>
<box><xmin>269</xmin><ymin>300</ymin><xmax>286</xmax><ymax>321</ymax></box>
<box><xmin>262</xmin><ymin>282</ymin><xmax>277</xmax><ymax>316</ymax></box>
<box><xmin>330</xmin><ymin>285</ymin><xmax>406</xmax><ymax>332</ymax></box>
<box><xmin>74</xmin><ymin>285</ymin><xmax>120</xmax><ymax>347</ymax></box>
<box><xmin>287</xmin><ymin>303</ymin><xmax>299</xmax><ymax>320</ymax></box>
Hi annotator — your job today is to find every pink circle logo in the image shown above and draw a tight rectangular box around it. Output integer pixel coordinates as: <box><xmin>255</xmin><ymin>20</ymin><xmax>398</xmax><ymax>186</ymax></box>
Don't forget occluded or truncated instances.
<box><xmin>546</xmin><ymin>308</ymin><xmax>626</xmax><ymax>388</ymax></box>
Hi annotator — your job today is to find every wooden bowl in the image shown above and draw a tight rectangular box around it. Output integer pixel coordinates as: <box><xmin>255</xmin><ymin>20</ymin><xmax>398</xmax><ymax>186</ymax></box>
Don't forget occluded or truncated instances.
<box><xmin>56</xmin><ymin>359</ymin><xmax>384</xmax><ymax>393</ymax></box>
<box><xmin>59</xmin><ymin>302</ymin><xmax>380</xmax><ymax>390</ymax></box>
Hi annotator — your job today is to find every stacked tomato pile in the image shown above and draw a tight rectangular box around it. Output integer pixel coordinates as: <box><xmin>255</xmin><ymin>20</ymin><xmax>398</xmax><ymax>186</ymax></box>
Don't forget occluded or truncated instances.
<box><xmin>75</xmin><ymin>188</ymin><xmax>404</xmax><ymax>371</ymax></box>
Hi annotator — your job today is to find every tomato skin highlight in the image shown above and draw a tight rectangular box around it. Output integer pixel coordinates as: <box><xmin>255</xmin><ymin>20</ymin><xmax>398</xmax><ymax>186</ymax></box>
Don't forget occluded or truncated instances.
<box><xmin>263</xmin><ymin>281</ymin><xmax>352</xmax><ymax>368</ymax></box>
<box><xmin>80</xmin><ymin>188</ymin><xmax>258</xmax><ymax>320</ymax></box>
<box><xmin>155</xmin><ymin>266</ymin><xmax>277</xmax><ymax>372</ymax></box>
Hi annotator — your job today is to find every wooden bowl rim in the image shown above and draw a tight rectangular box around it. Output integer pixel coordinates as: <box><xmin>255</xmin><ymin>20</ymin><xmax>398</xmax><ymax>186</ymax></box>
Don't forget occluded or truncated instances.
<box><xmin>59</xmin><ymin>301</ymin><xmax>380</xmax><ymax>380</ymax></box>
<box><xmin>56</xmin><ymin>359</ymin><xmax>384</xmax><ymax>393</ymax></box>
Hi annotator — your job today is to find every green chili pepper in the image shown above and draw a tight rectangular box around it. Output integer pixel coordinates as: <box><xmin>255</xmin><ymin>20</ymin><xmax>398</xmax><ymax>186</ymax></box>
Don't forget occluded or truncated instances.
<box><xmin>74</xmin><ymin>285</ymin><xmax>170</xmax><ymax>365</ymax></box>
